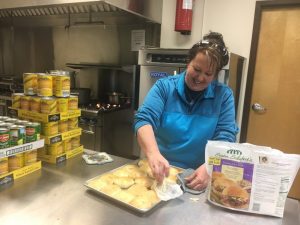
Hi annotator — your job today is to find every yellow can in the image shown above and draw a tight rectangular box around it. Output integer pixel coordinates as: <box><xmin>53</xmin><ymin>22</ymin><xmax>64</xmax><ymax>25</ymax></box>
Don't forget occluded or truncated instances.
<box><xmin>40</xmin><ymin>97</ymin><xmax>57</xmax><ymax>114</ymax></box>
<box><xmin>58</xmin><ymin>119</ymin><xmax>68</xmax><ymax>133</ymax></box>
<box><xmin>8</xmin><ymin>153</ymin><xmax>24</xmax><ymax>171</ymax></box>
<box><xmin>0</xmin><ymin>157</ymin><xmax>8</xmax><ymax>175</ymax></box>
<box><xmin>68</xmin><ymin>117</ymin><xmax>78</xmax><ymax>130</ymax></box>
<box><xmin>55</xmin><ymin>75</ymin><xmax>70</xmax><ymax>97</ymax></box>
<box><xmin>23</xmin><ymin>73</ymin><xmax>38</xmax><ymax>95</ymax></box>
<box><xmin>42</xmin><ymin>121</ymin><xmax>58</xmax><ymax>136</ymax></box>
<box><xmin>71</xmin><ymin>136</ymin><xmax>80</xmax><ymax>149</ymax></box>
<box><xmin>12</xmin><ymin>93</ymin><xmax>24</xmax><ymax>109</ymax></box>
<box><xmin>68</xmin><ymin>95</ymin><xmax>78</xmax><ymax>110</ymax></box>
<box><xmin>37</xmin><ymin>73</ymin><xmax>53</xmax><ymax>97</ymax></box>
<box><xmin>24</xmin><ymin>149</ymin><xmax>37</xmax><ymax>165</ymax></box>
<box><xmin>20</xmin><ymin>95</ymin><xmax>31</xmax><ymax>110</ymax></box>
<box><xmin>63</xmin><ymin>139</ymin><xmax>72</xmax><ymax>152</ymax></box>
<box><xmin>46</xmin><ymin>142</ymin><xmax>64</xmax><ymax>155</ymax></box>
<box><xmin>57</xmin><ymin>97</ymin><xmax>68</xmax><ymax>112</ymax></box>
<box><xmin>51</xmin><ymin>74</ymin><xmax>57</xmax><ymax>96</ymax></box>
<box><xmin>30</xmin><ymin>96</ymin><xmax>41</xmax><ymax>112</ymax></box>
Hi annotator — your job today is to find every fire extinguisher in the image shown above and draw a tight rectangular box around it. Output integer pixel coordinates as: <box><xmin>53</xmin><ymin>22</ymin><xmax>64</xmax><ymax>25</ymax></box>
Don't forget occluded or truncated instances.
<box><xmin>175</xmin><ymin>0</ymin><xmax>193</xmax><ymax>35</ymax></box>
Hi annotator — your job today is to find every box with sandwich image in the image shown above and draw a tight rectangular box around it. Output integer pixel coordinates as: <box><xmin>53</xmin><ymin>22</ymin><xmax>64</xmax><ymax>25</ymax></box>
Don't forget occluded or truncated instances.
<box><xmin>205</xmin><ymin>141</ymin><xmax>300</xmax><ymax>218</ymax></box>
<box><xmin>209</xmin><ymin>161</ymin><xmax>253</xmax><ymax>210</ymax></box>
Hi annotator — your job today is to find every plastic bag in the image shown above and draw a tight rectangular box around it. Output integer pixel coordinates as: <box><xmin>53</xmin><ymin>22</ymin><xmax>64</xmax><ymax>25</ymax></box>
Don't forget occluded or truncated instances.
<box><xmin>205</xmin><ymin>141</ymin><xmax>300</xmax><ymax>218</ymax></box>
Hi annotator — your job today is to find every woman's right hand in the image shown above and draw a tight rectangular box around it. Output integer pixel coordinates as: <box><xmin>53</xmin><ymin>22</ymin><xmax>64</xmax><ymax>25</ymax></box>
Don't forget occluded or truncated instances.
<box><xmin>147</xmin><ymin>151</ymin><xmax>170</xmax><ymax>184</ymax></box>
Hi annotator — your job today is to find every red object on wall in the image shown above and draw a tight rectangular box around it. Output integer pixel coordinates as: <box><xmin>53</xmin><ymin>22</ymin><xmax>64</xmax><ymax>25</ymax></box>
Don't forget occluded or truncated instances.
<box><xmin>175</xmin><ymin>0</ymin><xmax>193</xmax><ymax>35</ymax></box>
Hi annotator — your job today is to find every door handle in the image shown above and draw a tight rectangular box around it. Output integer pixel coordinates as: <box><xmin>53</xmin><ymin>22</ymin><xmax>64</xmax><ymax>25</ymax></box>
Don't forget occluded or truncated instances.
<box><xmin>252</xmin><ymin>103</ymin><xmax>267</xmax><ymax>114</ymax></box>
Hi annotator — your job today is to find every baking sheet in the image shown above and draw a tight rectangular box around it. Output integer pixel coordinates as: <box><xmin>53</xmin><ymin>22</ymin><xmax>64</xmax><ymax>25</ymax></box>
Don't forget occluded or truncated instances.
<box><xmin>84</xmin><ymin>161</ymin><xmax>182</xmax><ymax>214</ymax></box>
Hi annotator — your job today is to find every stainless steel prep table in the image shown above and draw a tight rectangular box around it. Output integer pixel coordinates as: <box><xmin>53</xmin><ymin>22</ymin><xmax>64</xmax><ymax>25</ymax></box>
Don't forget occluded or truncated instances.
<box><xmin>0</xmin><ymin>151</ymin><xmax>299</xmax><ymax>225</ymax></box>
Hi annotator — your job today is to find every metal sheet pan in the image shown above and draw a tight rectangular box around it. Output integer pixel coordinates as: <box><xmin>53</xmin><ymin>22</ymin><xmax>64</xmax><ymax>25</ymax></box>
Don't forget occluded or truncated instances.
<box><xmin>84</xmin><ymin>161</ymin><xmax>182</xmax><ymax>214</ymax></box>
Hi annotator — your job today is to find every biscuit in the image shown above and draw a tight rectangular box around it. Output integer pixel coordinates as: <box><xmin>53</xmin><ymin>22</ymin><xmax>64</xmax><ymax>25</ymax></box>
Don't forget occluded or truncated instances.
<box><xmin>88</xmin><ymin>178</ymin><xmax>108</xmax><ymax>190</ymax></box>
<box><xmin>139</xmin><ymin>164</ymin><xmax>154</xmax><ymax>178</ymax></box>
<box><xmin>112</xmin><ymin>190</ymin><xmax>135</xmax><ymax>204</ymax></box>
<box><xmin>135</xmin><ymin>177</ymin><xmax>154</xmax><ymax>188</ymax></box>
<box><xmin>145</xmin><ymin>190</ymin><xmax>160</xmax><ymax>204</ymax></box>
<box><xmin>137</xmin><ymin>158</ymin><xmax>148</xmax><ymax>167</ymax></box>
<box><xmin>126</xmin><ymin>184</ymin><xmax>149</xmax><ymax>196</ymax></box>
<box><xmin>99</xmin><ymin>173</ymin><xmax>116</xmax><ymax>184</ymax></box>
<box><xmin>169</xmin><ymin>167</ymin><xmax>181</xmax><ymax>177</ymax></box>
<box><xmin>113</xmin><ymin>177</ymin><xmax>135</xmax><ymax>189</ymax></box>
<box><xmin>113</xmin><ymin>168</ymin><xmax>131</xmax><ymax>178</ymax></box>
<box><xmin>165</xmin><ymin>175</ymin><xmax>177</xmax><ymax>183</ymax></box>
<box><xmin>99</xmin><ymin>184</ymin><xmax>121</xmax><ymax>196</ymax></box>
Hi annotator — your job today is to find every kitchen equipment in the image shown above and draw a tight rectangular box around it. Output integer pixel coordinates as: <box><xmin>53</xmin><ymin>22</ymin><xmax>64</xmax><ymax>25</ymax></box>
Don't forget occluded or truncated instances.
<box><xmin>137</xmin><ymin>48</ymin><xmax>245</xmax><ymax>114</ymax></box>
<box><xmin>71</xmin><ymin>88</ymin><xmax>91</xmax><ymax>106</ymax></box>
<box><xmin>106</xmin><ymin>92</ymin><xmax>124</xmax><ymax>105</ymax></box>
<box><xmin>79</xmin><ymin>101</ymin><xmax>131</xmax><ymax>152</ymax></box>
<box><xmin>137</xmin><ymin>48</ymin><xmax>188</xmax><ymax>108</ymax></box>
<box><xmin>0</xmin><ymin>76</ymin><xmax>23</xmax><ymax>116</ymax></box>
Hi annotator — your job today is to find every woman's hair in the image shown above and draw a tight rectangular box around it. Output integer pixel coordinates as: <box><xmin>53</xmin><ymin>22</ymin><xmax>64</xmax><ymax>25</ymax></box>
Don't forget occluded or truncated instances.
<box><xmin>187</xmin><ymin>31</ymin><xmax>229</xmax><ymax>74</ymax></box>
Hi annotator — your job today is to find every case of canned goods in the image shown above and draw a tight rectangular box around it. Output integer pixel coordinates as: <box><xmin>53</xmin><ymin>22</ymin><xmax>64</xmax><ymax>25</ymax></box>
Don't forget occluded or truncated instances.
<box><xmin>0</xmin><ymin>157</ymin><xmax>8</xmax><ymax>175</ymax></box>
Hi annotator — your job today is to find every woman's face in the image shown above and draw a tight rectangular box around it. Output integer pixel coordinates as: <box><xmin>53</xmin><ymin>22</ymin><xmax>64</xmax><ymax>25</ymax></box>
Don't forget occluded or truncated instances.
<box><xmin>185</xmin><ymin>52</ymin><xmax>216</xmax><ymax>91</ymax></box>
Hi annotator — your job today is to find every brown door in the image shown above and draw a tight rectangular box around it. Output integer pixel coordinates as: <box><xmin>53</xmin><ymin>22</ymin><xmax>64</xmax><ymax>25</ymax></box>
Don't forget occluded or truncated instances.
<box><xmin>241</xmin><ymin>2</ymin><xmax>300</xmax><ymax>199</ymax></box>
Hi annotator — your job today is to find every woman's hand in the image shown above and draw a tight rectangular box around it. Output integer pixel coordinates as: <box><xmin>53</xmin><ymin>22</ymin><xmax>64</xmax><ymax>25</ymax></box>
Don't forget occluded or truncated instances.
<box><xmin>147</xmin><ymin>151</ymin><xmax>170</xmax><ymax>184</ymax></box>
<box><xmin>185</xmin><ymin>164</ymin><xmax>209</xmax><ymax>191</ymax></box>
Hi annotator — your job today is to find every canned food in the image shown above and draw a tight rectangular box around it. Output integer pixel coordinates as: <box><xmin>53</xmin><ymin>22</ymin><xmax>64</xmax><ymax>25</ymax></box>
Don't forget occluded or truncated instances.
<box><xmin>68</xmin><ymin>95</ymin><xmax>78</xmax><ymax>110</ymax></box>
<box><xmin>58</xmin><ymin>120</ymin><xmax>68</xmax><ymax>133</ymax></box>
<box><xmin>42</xmin><ymin>122</ymin><xmax>58</xmax><ymax>136</ymax></box>
<box><xmin>46</xmin><ymin>142</ymin><xmax>64</xmax><ymax>155</ymax></box>
<box><xmin>15</xmin><ymin>120</ymin><xmax>29</xmax><ymax>126</ymax></box>
<box><xmin>55</xmin><ymin>75</ymin><xmax>70</xmax><ymax>97</ymax></box>
<box><xmin>3</xmin><ymin>122</ymin><xmax>14</xmax><ymax>129</ymax></box>
<box><xmin>5</xmin><ymin>118</ymin><xmax>18</xmax><ymax>124</ymax></box>
<box><xmin>51</xmin><ymin>74</ymin><xmax>57</xmax><ymax>96</ymax></box>
<box><xmin>0</xmin><ymin>157</ymin><xmax>8</xmax><ymax>175</ymax></box>
<box><xmin>12</xmin><ymin>93</ymin><xmax>24</xmax><ymax>109</ymax></box>
<box><xmin>40</xmin><ymin>97</ymin><xmax>57</xmax><ymax>114</ymax></box>
<box><xmin>37</xmin><ymin>73</ymin><xmax>53</xmax><ymax>97</ymax></box>
<box><xmin>71</xmin><ymin>136</ymin><xmax>80</xmax><ymax>149</ymax></box>
<box><xmin>8</xmin><ymin>153</ymin><xmax>24</xmax><ymax>171</ymax></box>
<box><xmin>63</xmin><ymin>139</ymin><xmax>72</xmax><ymax>152</ymax></box>
<box><xmin>23</xmin><ymin>73</ymin><xmax>38</xmax><ymax>95</ymax></box>
<box><xmin>57</xmin><ymin>97</ymin><xmax>68</xmax><ymax>112</ymax></box>
<box><xmin>30</xmin><ymin>96</ymin><xmax>41</xmax><ymax>112</ymax></box>
<box><xmin>10</xmin><ymin>125</ymin><xmax>25</xmax><ymax>146</ymax></box>
<box><xmin>20</xmin><ymin>95</ymin><xmax>31</xmax><ymax>110</ymax></box>
<box><xmin>0</xmin><ymin>116</ymin><xmax>7</xmax><ymax>121</ymax></box>
<box><xmin>0</xmin><ymin>127</ymin><xmax>10</xmax><ymax>149</ymax></box>
<box><xmin>24</xmin><ymin>150</ymin><xmax>37</xmax><ymax>165</ymax></box>
<box><xmin>68</xmin><ymin>117</ymin><xmax>78</xmax><ymax>130</ymax></box>
<box><xmin>25</xmin><ymin>122</ymin><xmax>40</xmax><ymax>143</ymax></box>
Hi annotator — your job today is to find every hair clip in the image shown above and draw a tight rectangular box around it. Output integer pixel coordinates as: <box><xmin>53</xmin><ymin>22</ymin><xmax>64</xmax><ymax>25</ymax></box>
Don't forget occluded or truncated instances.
<box><xmin>195</xmin><ymin>40</ymin><xmax>228</xmax><ymax>57</ymax></box>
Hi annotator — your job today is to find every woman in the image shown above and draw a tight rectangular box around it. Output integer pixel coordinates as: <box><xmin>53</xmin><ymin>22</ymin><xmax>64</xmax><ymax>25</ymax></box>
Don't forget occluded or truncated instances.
<box><xmin>134</xmin><ymin>32</ymin><xmax>238</xmax><ymax>191</ymax></box>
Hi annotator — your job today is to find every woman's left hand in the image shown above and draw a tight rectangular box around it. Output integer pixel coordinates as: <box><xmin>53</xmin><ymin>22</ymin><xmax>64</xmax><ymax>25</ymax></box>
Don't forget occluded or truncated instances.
<box><xmin>185</xmin><ymin>164</ymin><xmax>209</xmax><ymax>191</ymax></box>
